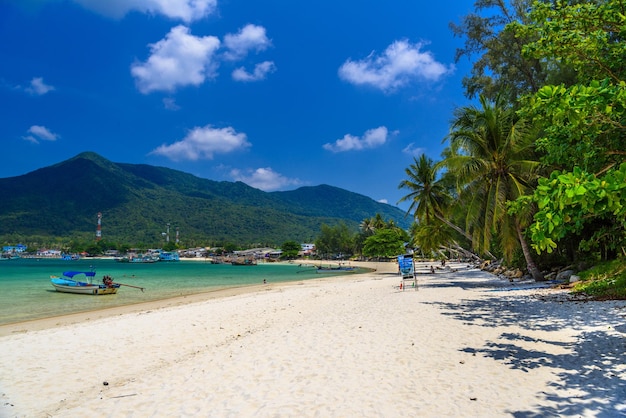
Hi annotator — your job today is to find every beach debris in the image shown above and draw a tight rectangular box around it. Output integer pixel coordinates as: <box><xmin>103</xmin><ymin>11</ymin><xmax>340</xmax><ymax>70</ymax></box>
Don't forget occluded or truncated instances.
<box><xmin>470</xmin><ymin>397</ymin><xmax>477</xmax><ymax>401</ymax></box>
<box><xmin>103</xmin><ymin>381</ymin><xmax>109</xmax><ymax>386</ymax></box>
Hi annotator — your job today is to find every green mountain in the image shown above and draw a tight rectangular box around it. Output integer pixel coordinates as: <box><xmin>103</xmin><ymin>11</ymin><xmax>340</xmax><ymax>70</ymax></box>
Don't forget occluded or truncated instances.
<box><xmin>0</xmin><ymin>152</ymin><xmax>411</xmax><ymax>246</ymax></box>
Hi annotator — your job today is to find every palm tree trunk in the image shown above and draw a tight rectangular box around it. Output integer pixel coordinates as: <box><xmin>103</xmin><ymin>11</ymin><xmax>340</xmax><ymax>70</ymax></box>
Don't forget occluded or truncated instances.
<box><xmin>516</xmin><ymin>224</ymin><xmax>545</xmax><ymax>281</ymax></box>
<box><xmin>444</xmin><ymin>244</ymin><xmax>482</xmax><ymax>262</ymax></box>
<box><xmin>435</xmin><ymin>213</ymin><xmax>496</xmax><ymax>260</ymax></box>
<box><xmin>435</xmin><ymin>213</ymin><xmax>472</xmax><ymax>242</ymax></box>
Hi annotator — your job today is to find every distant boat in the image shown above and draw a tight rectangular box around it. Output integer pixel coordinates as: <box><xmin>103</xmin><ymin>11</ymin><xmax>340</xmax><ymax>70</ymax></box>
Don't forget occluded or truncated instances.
<box><xmin>1</xmin><ymin>253</ymin><xmax>20</xmax><ymax>260</ymax></box>
<box><xmin>115</xmin><ymin>254</ymin><xmax>157</xmax><ymax>263</ymax></box>
<box><xmin>158</xmin><ymin>251</ymin><xmax>180</xmax><ymax>262</ymax></box>
<box><xmin>50</xmin><ymin>271</ymin><xmax>120</xmax><ymax>295</ymax></box>
<box><xmin>232</xmin><ymin>257</ymin><xmax>257</xmax><ymax>266</ymax></box>
<box><xmin>316</xmin><ymin>264</ymin><xmax>355</xmax><ymax>273</ymax></box>
<box><xmin>60</xmin><ymin>253</ymin><xmax>80</xmax><ymax>261</ymax></box>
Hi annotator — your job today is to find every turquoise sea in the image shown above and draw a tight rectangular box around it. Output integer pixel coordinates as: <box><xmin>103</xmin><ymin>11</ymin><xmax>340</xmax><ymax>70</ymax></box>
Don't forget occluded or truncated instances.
<box><xmin>0</xmin><ymin>258</ymin><xmax>364</xmax><ymax>326</ymax></box>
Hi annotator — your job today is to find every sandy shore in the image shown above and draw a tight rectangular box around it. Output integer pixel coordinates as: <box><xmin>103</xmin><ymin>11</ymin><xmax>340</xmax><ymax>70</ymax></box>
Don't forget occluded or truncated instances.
<box><xmin>1</xmin><ymin>261</ymin><xmax>625</xmax><ymax>417</ymax></box>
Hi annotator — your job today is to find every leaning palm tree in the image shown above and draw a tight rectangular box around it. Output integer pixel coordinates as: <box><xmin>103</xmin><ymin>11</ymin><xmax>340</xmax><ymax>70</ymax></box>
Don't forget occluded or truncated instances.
<box><xmin>442</xmin><ymin>94</ymin><xmax>544</xmax><ymax>280</ymax></box>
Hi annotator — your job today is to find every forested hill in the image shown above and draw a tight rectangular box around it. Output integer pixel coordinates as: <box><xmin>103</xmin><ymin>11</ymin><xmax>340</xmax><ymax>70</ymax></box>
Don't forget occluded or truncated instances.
<box><xmin>0</xmin><ymin>152</ymin><xmax>410</xmax><ymax>246</ymax></box>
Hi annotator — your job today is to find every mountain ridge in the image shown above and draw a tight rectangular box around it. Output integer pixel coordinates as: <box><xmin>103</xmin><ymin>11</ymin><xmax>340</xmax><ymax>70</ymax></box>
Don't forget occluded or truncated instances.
<box><xmin>0</xmin><ymin>152</ymin><xmax>411</xmax><ymax>246</ymax></box>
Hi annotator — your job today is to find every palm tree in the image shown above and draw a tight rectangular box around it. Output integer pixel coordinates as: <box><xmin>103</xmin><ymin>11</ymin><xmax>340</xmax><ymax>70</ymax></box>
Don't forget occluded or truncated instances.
<box><xmin>359</xmin><ymin>217</ymin><xmax>376</xmax><ymax>235</ymax></box>
<box><xmin>398</xmin><ymin>154</ymin><xmax>471</xmax><ymax>242</ymax></box>
<box><xmin>442</xmin><ymin>94</ymin><xmax>544</xmax><ymax>280</ymax></box>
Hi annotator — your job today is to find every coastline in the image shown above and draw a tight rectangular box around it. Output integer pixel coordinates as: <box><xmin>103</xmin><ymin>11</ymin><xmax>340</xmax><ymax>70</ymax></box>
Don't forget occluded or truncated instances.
<box><xmin>1</xmin><ymin>261</ymin><xmax>625</xmax><ymax>417</ymax></box>
<box><xmin>0</xmin><ymin>260</ymin><xmax>384</xmax><ymax>337</ymax></box>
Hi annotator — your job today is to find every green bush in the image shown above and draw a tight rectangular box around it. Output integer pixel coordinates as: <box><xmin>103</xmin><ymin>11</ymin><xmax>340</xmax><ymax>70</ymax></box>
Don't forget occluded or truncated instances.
<box><xmin>573</xmin><ymin>260</ymin><xmax>626</xmax><ymax>300</ymax></box>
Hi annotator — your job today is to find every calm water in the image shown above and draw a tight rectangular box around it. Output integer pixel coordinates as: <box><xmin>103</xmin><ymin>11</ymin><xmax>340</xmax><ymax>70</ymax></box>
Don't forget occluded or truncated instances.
<box><xmin>0</xmin><ymin>258</ymin><xmax>363</xmax><ymax>325</ymax></box>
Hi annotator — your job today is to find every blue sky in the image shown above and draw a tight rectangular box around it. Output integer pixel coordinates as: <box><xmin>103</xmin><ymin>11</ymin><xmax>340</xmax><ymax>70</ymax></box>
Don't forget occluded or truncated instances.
<box><xmin>1</xmin><ymin>0</ymin><xmax>475</xmax><ymax>211</ymax></box>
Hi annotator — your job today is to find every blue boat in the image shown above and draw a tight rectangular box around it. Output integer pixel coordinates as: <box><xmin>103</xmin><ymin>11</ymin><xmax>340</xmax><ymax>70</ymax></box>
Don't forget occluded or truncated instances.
<box><xmin>60</xmin><ymin>253</ymin><xmax>80</xmax><ymax>261</ymax></box>
<box><xmin>158</xmin><ymin>251</ymin><xmax>180</xmax><ymax>262</ymax></box>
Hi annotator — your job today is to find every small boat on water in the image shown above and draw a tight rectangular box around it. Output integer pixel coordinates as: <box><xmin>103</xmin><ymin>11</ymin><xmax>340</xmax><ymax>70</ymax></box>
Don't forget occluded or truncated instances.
<box><xmin>316</xmin><ymin>264</ymin><xmax>355</xmax><ymax>273</ymax></box>
<box><xmin>115</xmin><ymin>254</ymin><xmax>158</xmax><ymax>263</ymax></box>
<box><xmin>232</xmin><ymin>257</ymin><xmax>257</xmax><ymax>266</ymax></box>
<box><xmin>60</xmin><ymin>253</ymin><xmax>80</xmax><ymax>261</ymax></box>
<box><xmin>158</xmin><ymin>251</ymin><xmax>180</xmax><ymax>262</ymax></box>
<box><xmin>50</xmin><ymin>271</ymin><xmax>120</xmax><ymax>295</ymax></box>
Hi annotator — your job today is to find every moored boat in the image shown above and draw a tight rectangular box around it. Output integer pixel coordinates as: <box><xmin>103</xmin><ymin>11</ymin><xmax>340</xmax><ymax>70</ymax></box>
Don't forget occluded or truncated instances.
<box><xmin>60</xmin><ymin>253</ymin><xmax>80</xmax><ymax>261</ymax></box>
<box><xmin>232</xmin><ymin>257</ymin><xmax>257</xmax><ymax>266</ymax></box>
<box><xmin>50</xmin><ymin>271</ymin><xmax>120</xmax><ymax>295</ymax></box>
<box><xmin>115</xmin><ymin>254</ymin><xmax>158</xmax><ymax>263</ymax></box>
<box><xmin>316</xmin><ymin>264</ymin><xmax>355</xmax><ymax>273</ymax></box>
<box><xmin>158</xmin><ymin>251</ymin><xmax>180</xmax><ymax>262</ymax></box>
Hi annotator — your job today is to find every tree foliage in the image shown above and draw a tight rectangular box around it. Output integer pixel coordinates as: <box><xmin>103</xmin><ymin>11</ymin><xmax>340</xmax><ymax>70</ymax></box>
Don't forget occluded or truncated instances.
<box><xmin>280</xmin><ymin>240</ymin><xmax>301</xmax><ymax>259</ymax></box>
<box><xmin>450</xmin><ymin>0</ymin><xmax>550</xmax><ymax>103</ymax></box>
<box><xmin>444</xmin><ymin>96</ymin><xmax>541</xmax><ymax>255</ymax></box>
<box><xmin>362</xmin><ymin>228</ymin><xmax>409</xmax><ymax>259</ymax></box>
<box><xmin>441</xmin><ymin>95</ymin><xmax>544</xmax><ymax>278</ymax></box>
<box><xmin>314</xmin><ymin>222</ymin><xmax>355</xmax><ymax>258</ymax></box>
<box><xmin>513</xmin><ymin>0</ymin><xmax>626</xmax><ymax>257</ymax></box>
<box><xmin>398</xmin><ymin>154</ymin><xmax>451</xmax><ymax>225</ymax></box>
<box><xmin>525</xmin><ymin>164</ymin><xmax>626</xmax><ymax>257</ymax></box>
<box><xmin>428</xmin><ymin>0</ymin><xmax>626</xmax><ymax>273</ymax></box>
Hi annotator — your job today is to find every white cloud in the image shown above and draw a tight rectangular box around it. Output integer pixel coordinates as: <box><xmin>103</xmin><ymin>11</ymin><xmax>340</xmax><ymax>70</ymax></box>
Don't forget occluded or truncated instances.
<box><xmin>26</xmin><ymin>77</ymin><xmax>55</xmax><ymax>95</ymax></box>
<box><xmin>150</xmin><ymin>125</ymin><xmax>250</xmax><ymax>161</ymax></box>
<box><xmin>230</xmin><ymin>167</ymin><xmax>301</xmax><ymax>192</ymax></box>
<box><xmin>338</xmin><ymin>40</ymin><xmax>453</xmax><ymax>92</ymax></box>
<box><xmin>131</xmin><ymin>25</ymin><xmax>220</xmax><ymax>94</ymax></box>
<box><xmin>232</xmin><ymin>61</ymin><xmax>276</xmax><ymax>82</ymax></box>
<box><xmin>23</xmin><ymin>125</ymin><xmax>59</xmax><ymax>143</ymax></box>
<box><xmin>223</xmin><ymin>24</ymin><xmax>272</xmax><ymax>61</ymax></box>
<box><xmin>73</xmin><ymin>0</ymin><xmax>217</xmax><ymax>23</ymax></box>
<box><xmin>377</xmin><ymin>198</ymin><xmax>388</xmax><ymax>204</ymax></box>
<box><xmin>323</xmin><ymin>126</ymin><xmax>392</xmax><ymax>153</ymax></box>
<box><xmin>402</xmin><ymin>143</ymin><xmax>425</xmax><ymax>156</ymax></box>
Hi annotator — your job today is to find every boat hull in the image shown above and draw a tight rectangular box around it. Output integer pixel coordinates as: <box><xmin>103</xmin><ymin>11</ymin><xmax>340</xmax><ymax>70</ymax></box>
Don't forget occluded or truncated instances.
<box><xmin>316</xmin><ymin>267</ymin><xmax>354</xmax><ymax>273</ymax></box>
<box><xmin>51</xmin><ymin>278</ymin><xmax>119</xmax><ymax>295</ymax></box>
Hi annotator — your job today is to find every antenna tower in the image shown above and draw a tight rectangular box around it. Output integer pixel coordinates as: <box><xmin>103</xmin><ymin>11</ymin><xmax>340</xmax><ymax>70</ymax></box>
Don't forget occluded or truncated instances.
<box><xmin>96</xmin><ymin>212</ymin><xmax>102</xmax><ymax>241</ymax></box>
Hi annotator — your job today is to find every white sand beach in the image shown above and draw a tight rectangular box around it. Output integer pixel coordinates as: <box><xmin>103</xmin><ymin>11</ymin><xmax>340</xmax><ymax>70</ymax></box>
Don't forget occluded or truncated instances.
<box><xmin>1</xmin><ymin>261</ymin><xmax>625</xmax><ymax>417</ymax></box>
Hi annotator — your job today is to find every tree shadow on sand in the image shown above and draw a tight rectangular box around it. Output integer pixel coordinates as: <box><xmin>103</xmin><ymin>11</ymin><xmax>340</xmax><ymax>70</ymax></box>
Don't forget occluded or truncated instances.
<box><xmin>422</xmin><ymin>271</ymin><xmax>626</xmax><ymax>417</ymax></box>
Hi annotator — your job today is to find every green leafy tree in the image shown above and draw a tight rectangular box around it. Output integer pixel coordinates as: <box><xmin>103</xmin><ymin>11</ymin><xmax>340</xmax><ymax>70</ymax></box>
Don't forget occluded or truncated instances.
<box><xmin>280</xmin><ymin>241</ymin><xmax>301</xmax><ymax>259</ymax></box>
<box><xmin>362</xmin><ymin>228</ymin><xmax>409</xmax><ymax>259</ymax></box>
<box><xmin>523</xmin><ymin>164</ymin><xmax>626</xmax><ymax>259</ymax></box>
<box><xmin>514</xmin><ymin>0</ymin><xmax>626</xmax><ymax>173</ymax></box>
<box><xmin>513</xmin><ymin>0</ymin><xmax>626</xmax><ymax>258</ymax></box>
<box><xmin>162</xmin><ymin>241</ymin><xmax>178</xmax><ymax>251</ymax></box>
<box><xmin>315</xmin><ymin>223</ymin><xmax>355</xmax><ymax>258</ymax></box>
<box><xmin>443</xmin><ymin>95</ymin><xmax>544</xmax><ymax>279</ymax></box>
<box><xmin>450</xmin><ymin>0</ymin><xmax>551</xmax><ymax>104</ymax></box>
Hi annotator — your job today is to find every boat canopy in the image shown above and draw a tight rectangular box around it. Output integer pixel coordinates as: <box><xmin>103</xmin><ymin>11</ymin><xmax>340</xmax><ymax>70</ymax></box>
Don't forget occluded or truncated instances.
<box><xmin>63</xmin><ymin>271</ymin><xmax>96</xmax><ymax>278</ymax></box>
